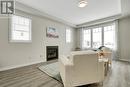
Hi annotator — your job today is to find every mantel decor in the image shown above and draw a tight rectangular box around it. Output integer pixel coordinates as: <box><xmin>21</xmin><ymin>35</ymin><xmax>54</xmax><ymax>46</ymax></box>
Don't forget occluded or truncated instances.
<box><xmin>46</xmin><ymin>27</ymin><xmax>59</xmax><ymax>38</ymax></box>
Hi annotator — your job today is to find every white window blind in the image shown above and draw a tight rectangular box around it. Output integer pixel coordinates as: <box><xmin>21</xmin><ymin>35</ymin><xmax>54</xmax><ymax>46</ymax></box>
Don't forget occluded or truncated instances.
<box><xmin>104</xmin><ymin>25</ymin><xmax>115</xmax><ymax>48</ymax></box>
<box><xmin>83</xmin><ymin>29</ymin><xmax>91</xmax><ymax>48</ymax></box>
<box><xmin>10</xmin><ymin>15</ymin><xmax>31</xmax><ymax>42</ymax></box>
<box><xmin>66</xmin><ymin>29</ymin><xmax>71</xmax><ymax>43</ymax></box>
<box><xmin>92</xmin><ymin>28</ymin><xmax>102</xmax><ymax>48</ymax></box>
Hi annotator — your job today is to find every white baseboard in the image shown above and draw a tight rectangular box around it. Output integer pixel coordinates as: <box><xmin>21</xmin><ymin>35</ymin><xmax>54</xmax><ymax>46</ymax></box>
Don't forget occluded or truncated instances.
<box><xmin>119</xmin><ymin>58</ymin><xmax>130</xmax><ymax>62</ymax></box>
<box><xmin>0</xmin><ymin>60</ymin><xmax>45</xmax><ymax>71</ymax></box>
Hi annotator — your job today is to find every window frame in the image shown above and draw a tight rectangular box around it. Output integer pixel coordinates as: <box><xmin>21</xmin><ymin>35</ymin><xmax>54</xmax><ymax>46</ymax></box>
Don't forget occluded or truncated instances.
<box><xmin>92</xmin><ymin>27</ymin><xmax>102</xmax><ymax>48</ymax></box>
<box><xmin>82</xmin><ymin>22</ymin><xmax>115</xmax><ymax>49</ymax></box>
<box><xmin>66</xmin><ymin>28</ymin><xmax>71</xmax><ymax>43</ymax></box>
<box><xmin>82</xmin><ymin>28</ymin><xmax>91</xmax><ymax>49</ymax></box>
<box><xmin>103</xmin><ymin>24</ymin><xmax>115</xmax><ymax>49</ymax></box>
<box><xmin>9</xmin><ymin>15</ymin><xmax>32</xmax><ymax>43</ymax></box>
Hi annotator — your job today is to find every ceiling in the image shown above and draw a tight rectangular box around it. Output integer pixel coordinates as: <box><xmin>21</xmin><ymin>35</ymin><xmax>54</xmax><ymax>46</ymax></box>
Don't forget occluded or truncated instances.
<box><xmin>16</xmin><ymin>0</ymin><xmax>121</xmax><ymax>25</ymax></box>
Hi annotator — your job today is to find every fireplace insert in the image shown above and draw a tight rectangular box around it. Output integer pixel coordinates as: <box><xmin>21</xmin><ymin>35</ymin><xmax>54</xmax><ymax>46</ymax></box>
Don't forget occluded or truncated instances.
<box><xmin>46</xmin><ymin>46</ymin><xmax>58</xmax><ymax>61</ymax></box>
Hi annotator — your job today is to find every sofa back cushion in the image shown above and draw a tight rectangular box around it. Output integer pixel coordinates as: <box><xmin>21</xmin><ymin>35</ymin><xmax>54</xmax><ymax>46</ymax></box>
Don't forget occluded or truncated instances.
<box><xmin>70</xmin><ymin>51</ymin><xmax>99</xmax><ymax>84</ymax></box>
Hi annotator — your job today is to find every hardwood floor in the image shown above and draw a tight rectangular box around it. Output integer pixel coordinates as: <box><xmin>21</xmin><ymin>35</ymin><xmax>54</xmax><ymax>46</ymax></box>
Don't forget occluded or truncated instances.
<box><xmin>0</xmin><ymin>60</ymin><xmax>130</xmax><ymax>87</ymax></box>
<box><xmin>102</xmin><ymin>61</ymin><xmax>130</xmax><ymax>87</ymax></box>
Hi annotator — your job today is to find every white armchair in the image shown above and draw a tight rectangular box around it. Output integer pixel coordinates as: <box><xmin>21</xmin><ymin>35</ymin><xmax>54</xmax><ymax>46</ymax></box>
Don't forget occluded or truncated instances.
<box><xmin>59</xmin><ymin>51</ymin><xmax>105</xmax><ymax>87</ymax></box>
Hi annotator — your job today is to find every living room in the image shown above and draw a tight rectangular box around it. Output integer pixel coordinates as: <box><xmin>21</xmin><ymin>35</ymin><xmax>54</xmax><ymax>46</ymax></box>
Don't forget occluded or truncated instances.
<box><xmin>0</xmin><ymin>0</ymin><xmax>130</xmax><ymax>87</ymax></box>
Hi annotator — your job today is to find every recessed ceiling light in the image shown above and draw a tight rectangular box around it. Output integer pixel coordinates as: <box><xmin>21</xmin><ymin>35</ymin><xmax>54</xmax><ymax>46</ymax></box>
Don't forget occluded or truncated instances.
<box><xmin>78</xmin><ymin>0</ymin><xmax>88</xmax><ymax>8</ymax></box>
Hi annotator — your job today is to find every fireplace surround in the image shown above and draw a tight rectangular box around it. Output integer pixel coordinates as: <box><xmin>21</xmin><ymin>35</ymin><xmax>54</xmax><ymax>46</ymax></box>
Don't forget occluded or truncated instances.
<box><xmin>46</xmin><ymin>46</ymin><xmax>58</xmax><ymax>61</ymax></box>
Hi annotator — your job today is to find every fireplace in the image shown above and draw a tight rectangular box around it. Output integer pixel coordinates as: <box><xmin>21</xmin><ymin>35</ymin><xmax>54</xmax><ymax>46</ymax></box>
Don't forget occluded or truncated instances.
<box><xmin>46</xmin><ymin>46</ymin><xmax>58</xmax><ymax>61</ymax></box>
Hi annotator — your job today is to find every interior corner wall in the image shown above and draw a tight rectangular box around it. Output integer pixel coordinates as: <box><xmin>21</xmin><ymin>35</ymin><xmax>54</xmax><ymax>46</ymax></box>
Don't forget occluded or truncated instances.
<box><xmin>121</xmin><ymin>0</ymin><xmax>130</xmax><ymax>16</ymax></box>
<box><xmin>118</xmin><ymin>16</ymin><xmax>130</xmax><ymax>62</ymax></box>
<box><xmin>0</xmin><ymin>10</ymin><xmax>76</xmax><ymax>71</ymax></box>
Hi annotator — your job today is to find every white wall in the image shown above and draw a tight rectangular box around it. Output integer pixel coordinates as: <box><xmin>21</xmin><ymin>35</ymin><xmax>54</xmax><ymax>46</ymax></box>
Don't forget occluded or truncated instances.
<box><xmin>0</xmin><ymin>10</ymin><xmax>76</xmax><ymax>71</ymax></box>
<box><xmin>118</xmin><ymin>16</ymin><xmax>130</xmax><ymax>61</ymax></box>
<box><xmin>121</xmin><ymin>0</ymin><xmax>130</xmax><ymax>16</ymax></box>
<box><xmin>76</xmin><ymin>29</ymin><xmax>82</xmax><ymax>49</ymax></box>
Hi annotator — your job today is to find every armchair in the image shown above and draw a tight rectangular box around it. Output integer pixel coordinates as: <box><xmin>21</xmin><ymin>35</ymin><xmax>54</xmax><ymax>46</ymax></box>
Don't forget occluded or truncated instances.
<box><xmin>59</xmin><ymin>51</ymin><xmax>105</xmax><ymax>87</ymax></box>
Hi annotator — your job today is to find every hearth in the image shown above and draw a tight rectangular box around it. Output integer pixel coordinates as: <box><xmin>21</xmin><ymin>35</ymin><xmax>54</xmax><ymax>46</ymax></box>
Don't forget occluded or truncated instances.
<box><xmin>46</xmin><ymin>46</ymin><xmax>58</xmax><ymax>61</ymax></box>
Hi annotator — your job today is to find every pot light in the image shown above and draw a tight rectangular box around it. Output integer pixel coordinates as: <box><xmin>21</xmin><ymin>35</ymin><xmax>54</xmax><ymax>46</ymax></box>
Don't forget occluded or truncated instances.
<box><xmin>78</xmin><ymin>0</ymin><xmax>88</xmax><ymax>8</ymax></box>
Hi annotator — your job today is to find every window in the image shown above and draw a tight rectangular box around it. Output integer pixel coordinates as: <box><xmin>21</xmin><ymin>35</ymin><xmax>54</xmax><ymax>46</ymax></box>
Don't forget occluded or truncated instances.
<box><xmin>10</xmin><ymin>15</ymin><xmax>31</xmax><ymax>42</ymax></box>
<box><xmin>92</xmin><ymin>28</ymin><xmax>102</xmax><ymax>48</ymax></box>
<box><xmin>82</xmin><ymin>23</ymin><xmax>115</xmax><ymax>49</ymax></box>
<box><xmin>66</xmin><ymin>29</ymin><xmax>71</xmax><ymax>43</ymax></box>
<box><xmin>83</xmin><ymin>29</ymin><xmax>91</xmax><ymax>48</ymax></box>
<box><xmin>104</xmin><ymin>25</ymin><xmax>115</xmax><ymax>48</ymax></box>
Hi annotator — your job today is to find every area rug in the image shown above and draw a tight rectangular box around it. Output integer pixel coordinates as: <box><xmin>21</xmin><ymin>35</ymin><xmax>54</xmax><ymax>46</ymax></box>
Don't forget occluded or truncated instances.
<box><xmin>38</xmin><ymin>62</ymin><xmax>62</xmax><ymax>83</ymax></box>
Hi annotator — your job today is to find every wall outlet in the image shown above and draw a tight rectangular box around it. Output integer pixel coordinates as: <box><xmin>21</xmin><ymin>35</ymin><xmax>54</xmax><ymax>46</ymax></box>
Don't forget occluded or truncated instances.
<box><xmin>40</xmin><ymin>55</ymin><xmax>43</xmax><ymax>58</ymax></box>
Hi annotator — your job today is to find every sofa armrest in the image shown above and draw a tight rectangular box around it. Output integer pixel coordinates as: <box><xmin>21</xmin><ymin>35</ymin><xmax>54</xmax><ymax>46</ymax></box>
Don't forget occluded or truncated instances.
<box><xmin>59</xmin><ymin>56</ymin><xmax>74</xmax><ymax>87</ymax></box>
<box><xmin>59</xmin><ymin>55</ymin><xmax>73</xmax><ymax>66</ymax></box>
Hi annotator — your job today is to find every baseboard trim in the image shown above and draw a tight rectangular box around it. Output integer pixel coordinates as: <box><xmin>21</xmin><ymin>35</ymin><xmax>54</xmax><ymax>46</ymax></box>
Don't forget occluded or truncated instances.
<box><xmin>0</xmin><ymin>60</ymin><xmax>45</xmax><ymax>71</ymax></box>
<box><xmin>119</xmin><ymin>58</ymin><xmax>130</xmax><ymax>62</ymax></box>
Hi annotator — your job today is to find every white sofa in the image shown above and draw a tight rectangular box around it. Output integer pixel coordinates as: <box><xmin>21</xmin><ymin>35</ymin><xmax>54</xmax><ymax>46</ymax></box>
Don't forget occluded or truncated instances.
<box><xmin>59</xmin><ymin>51</ymin><xmax>105</xmax><ymax>87</ymax></box>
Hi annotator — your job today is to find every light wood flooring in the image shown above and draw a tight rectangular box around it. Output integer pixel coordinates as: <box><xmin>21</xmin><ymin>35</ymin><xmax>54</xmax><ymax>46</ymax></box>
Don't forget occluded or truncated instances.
<box><xmin>0</xmin><ymin>60</ymin><xmax>130</xmax><ymax>87</ymax></box>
